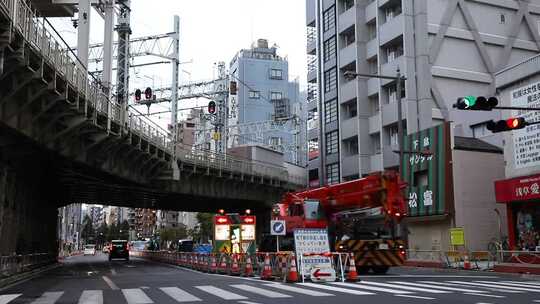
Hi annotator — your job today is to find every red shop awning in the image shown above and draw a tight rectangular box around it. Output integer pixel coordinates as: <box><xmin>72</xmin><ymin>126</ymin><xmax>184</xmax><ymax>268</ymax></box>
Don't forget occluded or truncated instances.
<box><xmin>494</xmin><ymin>173</ymin><xmax>540</xmax><ymax>203</ymax></box>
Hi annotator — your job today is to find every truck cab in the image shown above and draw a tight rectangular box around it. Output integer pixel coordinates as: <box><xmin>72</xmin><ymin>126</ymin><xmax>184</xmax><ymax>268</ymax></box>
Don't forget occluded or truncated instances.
<box><xmin>272</xmin><ymin>199</ymin><xmax>327</xmax><ymax>233</ymax></box>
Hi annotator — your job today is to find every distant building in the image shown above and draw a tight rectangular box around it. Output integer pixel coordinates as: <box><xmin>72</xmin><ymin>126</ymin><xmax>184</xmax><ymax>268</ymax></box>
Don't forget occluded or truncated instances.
<box><xmin>228</xmin><ymin>39</ymin><xmax>305</xmax><ymax>165</ymax></box>
<box><xmin>156</xmin><ymin>210</ymin><xmax>179</xmax><ymax>229</ymax></box>
<box><xmin>89</xmin><ymin>205</ymin><xmax>104</xmax><ymax>230</ymax></box>
<box><xmin>133</xmin><ymin>208</ymin><xmax>157</xmax><ymax>239</ymax></box>
<box><xmin>57</xmin><ymin>203</ymin><xmax>83</xmax><ymax>250</ymax></box>
<box><xmin>178</xmin><ymin>212</ymin><xmax>198</xmax><ymax>231</ymax></box>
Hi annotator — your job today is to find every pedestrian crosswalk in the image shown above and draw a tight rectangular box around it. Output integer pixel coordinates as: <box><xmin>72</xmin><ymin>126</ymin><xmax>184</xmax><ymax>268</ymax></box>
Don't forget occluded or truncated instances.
<box><xmin>2</xmin><ymin>279</ymin><xmax>540</xmax><ymax>303</ymax></box>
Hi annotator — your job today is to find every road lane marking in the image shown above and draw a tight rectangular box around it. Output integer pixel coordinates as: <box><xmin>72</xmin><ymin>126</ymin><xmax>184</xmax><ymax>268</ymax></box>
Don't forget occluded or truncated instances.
<box><xmin>31</xmin><ymin>291</ymin><xmax>64</xmax><ymax>304</ymax></box>
<box><xmin>231</xmin><ymin>284</ymin><xmax>291</xmax><ymax>298</ymax></box>
<box><xmin>159</xmin><ymin>287</ymin><xmax>202</xmax><ymax>302</ymax></box>
<box><xmin>78</xmin><ymin>290</ymin><xmax>103</xmax><ymax>304</ymax></box>
<box><xmin>110</xmin><ymin>268</ymin><xmax>117</xmax><ymax>275</ymax></box>
<box><xmin>533</xmin><ymin>300</ymin><xmax>540</xmax><ymax>302</ymax></box>
<box><xmin>395</xmin><ymin>295</ymin><xmax>436</xmax><ymax>300</ymax></box>
<box><xmin>102</xmin><ymin>276</ymin><xmax>119</xmax><ymax>290</ymax></box>
<box><xmin>122</xmin><ymin>289</ymin><xmax>153</xmax><ymax>304</ymax></box>
<box><xmin>448</xmin><ymin>281</ymin><xmax>540</xmax><ymax>292</ymax></box>
<box><xmin>507</xmin><ymin>281</ymin><xmax>540</xmax><ymax>286</ymax></box>
<box><xmin>359</xmin><ymin>281</ymin><xmax>451</xmax><ymax>294</ymax></box>
<box><xmin>483</xmin><ymin>281</ymin><xmax>540</xmax><ymax>289</ymax></box>
<box><xmin>419</xmin><ymin>281</ymin><xmax>523</xmax><ymax>293</ymax></box>
<box><xmin>195</xmin><ymin>286</ymin><xmax>248</xmax><ymax>300</ymax></box>
<box><xmin>237</xmin><ymin>301</ymin><xmax>262</xmax><ymax>304</ymax></box>
<box><xmin>298</xmin><ymin>283</ymin><xmax>375</xmax><ymax>295</ymax></box>
<box><xmin>361</xmin><ymin>275</ymin><xmax>499</xmax><ymax>278</ymax></box>
<box><xmin>263</xmin><ymin>283</ymin><xmax>334</xmax><ymax>296</ymax></box>
<box><xmin>463</xmin><ymin>293</ymin><xmax>505</xmax><ymax>298</ymax></box>
<box><xmin>0</xmin><ymin>294</ymin><xmax>21</xmax><ymax>304</ymax></box>
<box><xmin>388</xmin><ymin>281</ymin><xmax>487</xmax><ymax>293</ymax></box>
<box><xmin>332</xmin><ymin>282</ymin><xmax>413</xmax><ymax>294</ymax></box>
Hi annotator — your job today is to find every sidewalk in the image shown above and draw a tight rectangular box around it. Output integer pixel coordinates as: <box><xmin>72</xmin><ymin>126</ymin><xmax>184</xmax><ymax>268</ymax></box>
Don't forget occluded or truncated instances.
<box><xmin>405</xmin><ymin>259</ymin><xmax>540</xmax><ymax>276</ymax></box>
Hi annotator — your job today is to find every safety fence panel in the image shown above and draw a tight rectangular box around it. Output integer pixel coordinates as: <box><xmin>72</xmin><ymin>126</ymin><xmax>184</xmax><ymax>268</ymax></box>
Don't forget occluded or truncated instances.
<box><xmin>0</xmin><ymin>253</ymin><xmax>56</xmax><ymax>278</ymax></box>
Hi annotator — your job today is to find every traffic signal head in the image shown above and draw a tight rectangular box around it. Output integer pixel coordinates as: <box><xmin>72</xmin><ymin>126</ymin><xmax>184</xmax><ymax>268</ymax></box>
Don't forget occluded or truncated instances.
<box><xmin>230</xmin><ymin>81</ymin><xmax>237</xmax><ymax>95</ymax></box>
<box><xmin>144</xmin><ymin>87</ymin><xmax>152</xmax><ymax>99</ymax></box>
<box><xmin>208</xmin><ymin>100</ymin><xmax>216</xmax><ymax>114</ymax></box>
<box><xmin>486</xmin><ymin>117</ymin><xmax>527</xmax><ymax>133</ymax></box>
<box><xmin>135</xmin><ymin>89</ymin><xmax>142</xmax><ymax>101</ymax></box>
<box><xmin>454</xmin><ymin>96</ymin><xmax>498</xmax><ymax>110</ymax></box>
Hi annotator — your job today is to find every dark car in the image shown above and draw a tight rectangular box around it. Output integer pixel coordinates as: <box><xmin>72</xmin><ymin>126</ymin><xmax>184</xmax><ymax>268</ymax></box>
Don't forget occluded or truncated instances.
<box><xmin>109</xmin><ymin>240</ymin><xmax>129</xmax><ymax>261</ymax></box>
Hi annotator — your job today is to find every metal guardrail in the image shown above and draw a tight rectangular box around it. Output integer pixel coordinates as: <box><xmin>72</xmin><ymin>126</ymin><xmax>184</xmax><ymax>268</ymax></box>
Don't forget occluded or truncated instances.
<box><xmin>498</xmin><ymin>250</ymin><xmax>540</xmax><ymax>265</ymax></box>
<box><xmin>0</xmin><ymin>253</ymin><xmax>56</xmax><ymax>278</ymax></box>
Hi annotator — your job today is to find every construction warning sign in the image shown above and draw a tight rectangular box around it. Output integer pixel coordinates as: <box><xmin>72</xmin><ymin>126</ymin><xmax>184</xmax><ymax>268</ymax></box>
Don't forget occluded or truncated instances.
<box><xmin>293</xmin><ymin>228</ymin><xmax>332</xmax><ymax>276</ymax></box>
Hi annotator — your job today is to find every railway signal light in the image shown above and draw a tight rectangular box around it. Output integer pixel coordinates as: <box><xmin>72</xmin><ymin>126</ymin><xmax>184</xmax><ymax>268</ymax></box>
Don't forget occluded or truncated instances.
<box><xmin>230</xmin><ymin>81</ymin><xmax>237</xmax><ymax>95</ymax></box>
<box><xmin>453</xmin><ymin>96</ymin><xmax>498</xmax><ymax>110</ymax></box>
<box><xmin>134</xmin><ymin>89</ymin><xmax>142</xmax><ymax>102</ymax></box>
<box><xmin>486</xmin><ymin>117</ymin><xmax>528</xmax><ymax>133</ymax></box>
<box><xmin>208</xmin><ymin>100</ymin><xmax>216</xmax><ymax>114</ymax></box>
<box><xmin>144</xmin><ymin>87</ymin><xmax>152</xmax><ymax>100</ymax></box>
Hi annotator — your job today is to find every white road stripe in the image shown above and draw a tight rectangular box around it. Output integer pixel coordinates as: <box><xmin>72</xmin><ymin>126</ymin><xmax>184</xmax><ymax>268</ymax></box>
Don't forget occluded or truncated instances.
<box><xmin>31</xmin><ymin>291</ymin><xmax>64</xmax><ymax>304</ymax></box>
<box><xmin>395</xmin><ymin>295</ymin><xmax>436</xmax><ymax>300</ymax></box>
<box><xmin>195</xmin><ymin>286</ymin><xmax>247</xmax><ymax>300</ymax></box>
<box><xmin>78</xmin><ymin>290</ymin><xmax>103</xmax><ymax>304</ymax></box>
<box><xmin>389</xmin><ymin>281</ymin><xmax>487</xmax><ymax>293</ymax></box>
<box><xmin>359</xmin><ymin>281</ymin><xmax>451</xmax><ymax>294</ymax></box>
<box><xmin>533</xmin><ymin>300</ymin><xmax>540</xmax><ymax>302</ymax></box>
<box><xmin>332</xmin><ymin>282</ymin><xmax>413</xmax><ymax>294</ymax></box>
<box><xmin>298</xmin><ymin>283</ymin><xmax>375</xmax><ymax>295</ymax></box>
<box><xmin>419</xmin><ymin>281</ymin><xmax>523</xmax><ymax>293</ymax></box>
<box><xmin>238</xmin><ymin>301</ymin><xmax>262</xmax><ymax>304</ymax></box>
<box><xmin>475</xmin><ymin>281</ymin><xmax>540</xmax><ymax>290</ymax></box>
<box><xmin>231</xmin><ymin>284</ymin><xmax>291</xmax><ymax>298</ymax></box>
<box><xmin>0</xmin><ymin>294</ymin><xmax>21</xmax><ymax>304</ymax></box>
<box><xmin>506</xmin><ymin>281</ymin><xmax>540</xmax><ymax>286</ymax></box>
<box><xmin>102</xmin><ymin>276</ymin><xmax>119</xmax><ymax>290</ymax></box>
<box><xmin>463</xmin><ymin>293</ymin><xmax>506</xmax><ymax>298</ymax></box>
<box><xmin>448</xmin><ymin>281</ymin><xmax>540</xmax><ymax>292</ymax></box>
<box><xmin>121</xmin><ymin>289</ymin><xmax>154</xmax><ymax>304</ymax></box>
<box><xmin>263</xmin><ymin>283</ymin><xmax>334</xmax><ymax>296</ymax></box>
<box><xmin>160</xmin><ymin>287</ymin><xmax>202</xmax><ymax>302</ymax></box>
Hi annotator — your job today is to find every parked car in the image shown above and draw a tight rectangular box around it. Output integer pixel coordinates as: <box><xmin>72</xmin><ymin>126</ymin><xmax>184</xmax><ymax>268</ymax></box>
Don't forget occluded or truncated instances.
<box><xmin>177</xmin><ymin>239</ymin><xmax>194</xmax><ymax>252</ymax></box>
<box><xmin>109</xmin><ymin>240</ymin><xmax>129</xmax><ymax>261</ymax></box>
<box><xmin>83</xmin><ymin>244</ymin><xmax>96</xmax><ymax>256</ymax></box>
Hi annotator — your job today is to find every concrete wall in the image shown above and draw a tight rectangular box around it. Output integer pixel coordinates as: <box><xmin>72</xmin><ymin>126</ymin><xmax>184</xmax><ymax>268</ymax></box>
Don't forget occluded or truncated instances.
<box><xmin>0</xmin><ymin>160</ymin><xmax>58</xmax><ymax>255</ymax></box>
<box><xmin>452</xmin><ymin>149</ymin><xmax>507</xmax><ymax>251</ymax></box>
<box><xmin>407</xmin><ymin>219</ymin><xmax>451</xmax><ymax>251</ymax></box>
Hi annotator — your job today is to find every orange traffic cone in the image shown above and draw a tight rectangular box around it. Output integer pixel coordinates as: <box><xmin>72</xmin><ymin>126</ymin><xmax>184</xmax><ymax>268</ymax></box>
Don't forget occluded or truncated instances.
<box><xmin>463</xmin><ymin>255</ymin><xmax>471</xmax><ymax>270</ymax></box>
<box><xmin>261</xmin><ymin>253</ymin><xmax>273</xmax><ymax>280</ymax></box>
<box><xmin>286</xmin><ymin>254</ymin><xmax>299</xmax><ymax>282</ymax></box>
<box><xmin>230</xmin><ymin>254</ymin><xmax>240</xmax><ymax>275</ymax></box>
<box><xmin>244</xmin><ymin>255</ymin><xmax>254</xmax><ymax>277</ymax></box>
<box><xmin>346</xmin><ymin>253</ymin><xmax>358</xmax><ymax>282</ymax></box>
<box><xmin>210</xmin><ymin>254</ymin><xmax>218</xmax><ymax>273</ymax></box>
<box><xmin>219</xmin><ymin>254</ymin><xmax>228</xmax><ymax>274</ymax></box>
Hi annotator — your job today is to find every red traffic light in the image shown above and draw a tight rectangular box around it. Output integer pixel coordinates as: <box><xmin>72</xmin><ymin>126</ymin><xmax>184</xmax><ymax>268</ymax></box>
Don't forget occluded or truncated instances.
<box><xmin>208</xmin><ymin>101</ymin><xmax>216</xmax><ymax>114</ymax></box>
<box><xmin>487</xmin><ymin>117</ymin><xmax>528</xmax><ymax>133</ymax></box>
<box><xmin>507</xmin><ymin>118</ymin><xmax>525</xmax><ymax>129</ymax></box>
<box><xmin>144</xmin><ymin>87</ymin><xmax>152</xmax><ymax>99</ymax></box>
<box><xmin>134</xmin><ymin>89</ymin><xmax>142</xmax><ymax>101</ymax></box>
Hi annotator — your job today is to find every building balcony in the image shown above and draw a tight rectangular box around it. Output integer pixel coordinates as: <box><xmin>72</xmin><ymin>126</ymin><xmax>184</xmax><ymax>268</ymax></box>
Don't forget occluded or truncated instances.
<box><xmin>307</xmin><ymin>38</ymin><xmax>317</xmax><ymax>55</ymax></box>
<box><xmin>341</xmin><ymin>117</ymin><xmax>358</xmax><ymax>140</ymax></box>
<box><xmin>366</xmin><ymin>38</ymin><xmax>378</xmax><ymax>59</ymax></box>
<box><xmin>369</xmin><ymin>113</ymin><xmax>381</xmax><ymax>134</ymax></box>
<box><xmin>307</xmin><ymin>98</ymin><xmax>318</xmax><ymax>111</ymax></box>
<box><xmin>381</xmin><ymin>99</ymin><xmax>407</xmax><ymax>126</ymax></box>
<box><xmin>383</xmin><ymin>144</ymin><xmax>399</xmax><ymax>168</ymax></box>
<box><xmin>308</xmin><ymin>126</ymin><xmax>319</xmax><ymax>140</ymax></box>
<box><xmin>370</xmin><ymin>153</ymin><xmax>383</xmax><ymax>171</ymax></box>
<box><xmin>365</xmin><ymin>0</ymin><xmax>377</xmax><ymax>23</ymax></box>
<box><xmin>338</xmin><ymin>6</ymin><xmax>356</xmax><ymax>34</ymax></box>
<box><xmin>379</xmin><ymin>14</ymin><xmax>404</xmax><ymax>46</ymax></box>
<box><xmin>367</xmin><ymin>77</ymin><xmax>379</xmax><ymax>97</ymax></box>
<box><xmin>381</xmin><ymin>56</ymin><xmax>405</xmax><ymax>81</ymax></box>
<box><xmin>339</xmin><ymin>43</ymin><xmax>356</xmax><ymax>68</ymax></box>
<box><xmin>306</xmin><ymin>0</ymin><xmax>316</xmax><ymax>26</ymax></box>
<box><xmin>342</xmin><ymin>155</ymin><xmax>360</xmax><ymax>177</ymax></box>
<box><xmin>340</xmin><ymin>79</ymin><xmax>357</xmax><ymax>103</ymax></box>
<box><xmin>307</xmin><ymin>68</ymin><xmax>317</xmax><ymax>83</ymax></box>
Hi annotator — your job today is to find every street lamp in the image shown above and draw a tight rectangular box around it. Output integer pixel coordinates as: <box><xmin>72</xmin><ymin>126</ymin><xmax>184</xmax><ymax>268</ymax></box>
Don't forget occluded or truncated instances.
<box><xmin>343</xmin><ymin>69</ymin><xmax>407</xmax><ymax>174</ymax></box>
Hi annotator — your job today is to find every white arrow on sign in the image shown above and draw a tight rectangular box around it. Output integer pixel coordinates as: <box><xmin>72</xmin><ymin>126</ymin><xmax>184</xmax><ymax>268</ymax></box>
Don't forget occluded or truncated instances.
<box><xmin>270</xmin><ymin>220</ymin><xmax>286</xmax><ymax>236</ymax></box>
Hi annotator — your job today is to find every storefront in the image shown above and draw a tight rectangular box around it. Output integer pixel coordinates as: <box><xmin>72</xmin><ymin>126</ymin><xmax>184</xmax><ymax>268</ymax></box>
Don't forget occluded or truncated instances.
<box><xmin>495</xmin><ymin>173</ymin><xmax>540</xmax><ymax>251</ymax></box>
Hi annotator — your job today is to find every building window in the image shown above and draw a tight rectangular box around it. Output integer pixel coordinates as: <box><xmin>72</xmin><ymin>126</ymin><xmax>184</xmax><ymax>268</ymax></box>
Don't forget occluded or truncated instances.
<box><xmin>341</xmin><ymin>27</ymin><xmax>355</xmax><ymax>47</ymax></box>
<box><xmin>323</xmin><ymin>36</ymin><xmax>336</xmax><ymax>62</ymax></box>
<box><xmin>270</xmin><ymin>69</ymin><xmax>283</xmax><ymax>80</ymax></box>
<box><xmin>371</xmin><ymin>134</ymin><xmax>381</xmax><ymax>154</ymax></box>
<box><xmin>343</xmin><ymin>137</ymin><xmax>358</xmax><ymax>156</ymax></box>
<box><xmin>324</xmin><ymin>99</ymin><xmax>338</xmax><ymax>124</ymax></box>
<box><xmin>323</xmin><ymin>6</ymin><xmax>336</xmax><ymax>33</ymax></box>
<box><xmin>270</xmin><ymin>91</ymin><xmax>283</xmax><ymax>100</ymax></box>
<box><xmin>384</xmin><ymin>4</ymin><xmax>402</xmax><ymax>22</ymax></box>
<box><xmin>342</xmin><ymin>100</ymin><xmax>357</xmax><ymax>119</ymax></box>
<box><xmin>307</xmin><ymin>109</ymin><xmax>318</xmax><ymax>130</ymax></box>
<box><xmin>308</xmin><ymin>139</ymin><xmax>319</xmax><ymax>160</ymax></box>
<box><xmin>386</xmin><ymin>83</ymin><xmax>405</xmax><ymax>104</ymax></box>
<box><xmin>386</xmin><ymin>44</ymin><xmax>404</xmax><ymax>62</ymax></box>
<box><xmin>367</xmin><ymin>21</ymin><xmax>377</xmax><ymax>40</ymax></box>
<box><xmin>389</xmin><ymin>126</ymin><xmax>398</xmax><ymax>146</ymax></box>
<box><xmin>341</xmin><ymin>0</ymin><xmax>354</xmax><ymax>12</ymax></box>
<box><xmin>326</xmin><ymin>163</ymin><xmax>340</xmax><ymax>184</ymax></box>
<box><xmin>249</xmin><ymin>91</ymin><xmax>260</xmax><ymax>99</ymax></box>
<box><xmin>269</xmin><ymin>136</ymin><xmax>282</xmax><ymax>147</ymax></box>
<box><xmin>324</xmin><ymin>68</ymin><xmax>337</xmax><ymax>92</ymax></box>
<box><xmin>325</xmin><ymin>131</ymin><xmax>338</xmax><ymax>155</ymax></box>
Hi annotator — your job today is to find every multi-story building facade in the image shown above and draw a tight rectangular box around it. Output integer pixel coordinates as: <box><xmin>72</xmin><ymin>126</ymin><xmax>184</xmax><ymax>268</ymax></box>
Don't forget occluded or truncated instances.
<box><xmin>133</xmin><ymin>208</ymin><xmax>157</xmax><ymax>239</ymax></box>
<box><xmin>156</xmin><ymin>210</ymin><xmax>180</xmax><ymax>229</ymax></box>
<box><xmin>229</xmin><ymin>39</ymin><xmax>305</xmax><ymax>164</ymax></box>
<box><xmin>58</xmin><ymin>203</ymin><xmax>83</xmax><ymax>250</ymax></box>
<box><xmin>306</xmin><ymin>0</ymin><xmax>540</xmax><ymax>185</ymax></box>
<box><xmin>88</xmin><ymin>205</ymin><xmax>104</xmax><ymax>230</ymax></box>
<box><xmin>178</xmin><ymin>212</ymin><xmax>199</xmax><ymax>231</ymax></box>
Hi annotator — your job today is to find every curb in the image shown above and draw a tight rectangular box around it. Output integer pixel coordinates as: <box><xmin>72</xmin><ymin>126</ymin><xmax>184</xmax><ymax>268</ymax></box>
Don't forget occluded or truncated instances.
<box><xmin>0</xmin><ymin>263</ymin><xmax>60</xmax><ymax>290</ymax></box>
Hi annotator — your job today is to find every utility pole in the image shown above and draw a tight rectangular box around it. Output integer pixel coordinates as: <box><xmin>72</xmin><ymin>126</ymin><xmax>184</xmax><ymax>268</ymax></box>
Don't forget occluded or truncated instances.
<box><xmin>171</xmin><ymin>15</ymin><xmax>180</xmax><ymax>180</ymax></box>
<box><xmin>116</xmin><ymin>0</ymin><xmax>131</xmax><ymax>129</ymax></box>
<box><xmin>77</xmin><ymin>0</ymin><xmax>91</xmax><ymax>69</ymax></box>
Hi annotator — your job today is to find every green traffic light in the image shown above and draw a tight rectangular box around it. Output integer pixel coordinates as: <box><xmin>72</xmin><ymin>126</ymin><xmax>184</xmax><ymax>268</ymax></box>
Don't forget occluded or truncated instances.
<box><xmin>463</xmin><ymin>96</ymin><xmax>476</xmax><ymax>108</ymax></box>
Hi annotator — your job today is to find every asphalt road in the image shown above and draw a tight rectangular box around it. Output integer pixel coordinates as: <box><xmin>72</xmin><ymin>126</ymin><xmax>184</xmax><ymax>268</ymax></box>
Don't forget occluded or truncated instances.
<box><xmin>1</xmin><ymin>253</ymin><xmax>540</xmax><ymax>304</ymax></box>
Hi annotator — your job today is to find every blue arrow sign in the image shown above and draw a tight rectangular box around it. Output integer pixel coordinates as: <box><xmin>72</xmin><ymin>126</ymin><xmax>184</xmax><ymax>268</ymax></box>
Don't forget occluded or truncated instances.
<box><xmin>271</xmin><ymin>220</ymin><xmax>286</xmax><ymax>235</ymax></box>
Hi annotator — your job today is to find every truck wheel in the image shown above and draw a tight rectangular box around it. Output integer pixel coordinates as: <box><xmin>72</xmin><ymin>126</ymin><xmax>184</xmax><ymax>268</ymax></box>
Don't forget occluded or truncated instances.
<box><xmin>371</xmin><ymin>266</ymin><xmax>389</xmax><ymax>274</ymax></box>
<box><xmin>356</xmin><ymin>266</ymin><xmax>370</xmax><ymax>275</ymax></box>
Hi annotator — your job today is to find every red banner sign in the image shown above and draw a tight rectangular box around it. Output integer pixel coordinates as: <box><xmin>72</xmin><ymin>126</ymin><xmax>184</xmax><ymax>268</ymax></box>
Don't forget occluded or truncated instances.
<box><xmin>494</xmin><ymin>173</ymin><xmax>540</xmax><ymax>203</ymax></box>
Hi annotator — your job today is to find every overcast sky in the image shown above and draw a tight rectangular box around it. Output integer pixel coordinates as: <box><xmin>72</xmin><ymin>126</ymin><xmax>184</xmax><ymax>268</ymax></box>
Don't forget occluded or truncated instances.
<box><xmin>53</xmin><ymin>0</ymin><xmax>307</xmax><ymax>124</ymax></box>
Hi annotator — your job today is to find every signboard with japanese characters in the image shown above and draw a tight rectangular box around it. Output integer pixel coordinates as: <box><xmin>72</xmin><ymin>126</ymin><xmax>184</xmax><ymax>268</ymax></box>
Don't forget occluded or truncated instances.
<box><xmin>293</xmin><ymin>228</ymin><xmax>332</xmax><ymax>276</ymax></box>
<box><xmin>495</xmin><ymin>173</ymin><xmax>540</xmax><ymax>203</ymax></box>
<box><xmin>402</xmin><ymin>122</ymin><xmax>453</xmax><ymax>217</ymax></box>
<box><xmin>511</xmin><ymin>81</ymin><xmax>540</xmax><ymax>169</ymax></box>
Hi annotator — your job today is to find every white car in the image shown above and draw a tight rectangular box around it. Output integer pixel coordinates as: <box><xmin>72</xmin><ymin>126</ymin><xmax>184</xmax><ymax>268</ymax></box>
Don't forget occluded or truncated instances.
<box><xmin>84</xmin><ymin>244</ymin><xmax>96</xmax><ymax>256</ymax></box>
